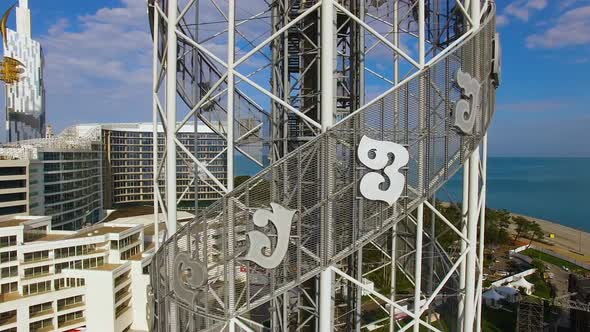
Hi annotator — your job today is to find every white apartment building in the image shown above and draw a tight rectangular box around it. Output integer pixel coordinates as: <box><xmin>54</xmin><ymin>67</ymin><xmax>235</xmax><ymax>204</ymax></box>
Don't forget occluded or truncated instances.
<box><xmin>0</xmin><ymin>129</ymin><xmax>105</xmax><ymax>230</ymax></box>
<box><xmin>0</xmin><ymin>160</ymin><xmax>30</xmax><ymax>217</ymax></box>
<box><xmin>0</xmin><ymin>213</ymin><xmax>158</xmax><ymax>332</ymax></box>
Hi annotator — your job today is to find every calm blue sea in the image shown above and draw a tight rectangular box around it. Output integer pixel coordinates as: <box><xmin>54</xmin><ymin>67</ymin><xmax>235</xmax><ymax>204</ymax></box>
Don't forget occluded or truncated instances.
<box><xmin>235</xmin><ymin>156</ymin><xmax>590</xmax><ymax>232</ymax></box>
<box><xmin>443</xmin><ymin>158</ymin><xmax>590</xmax><ymax>232</ymax></box>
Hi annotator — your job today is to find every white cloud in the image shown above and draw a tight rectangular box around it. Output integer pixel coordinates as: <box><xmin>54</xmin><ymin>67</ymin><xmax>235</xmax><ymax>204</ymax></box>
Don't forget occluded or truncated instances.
<box><xmin>496</xmin><ymin>15</ymin><xmax>509</xmax><ymax>27</ymax></box>
<box><xmin>527</xmin><ymin>5</ymin><xmax>590</xmax><ymax>48</ymax></box>
<box><xmin>499</xmin><ymin>0</ymin><xmax>548</xmax><ymax>26</ymax></box>
<box><xmin>39</xmin><ymin>0</ymin><xmax>153</xmax><ymax>131</ymax></box>
<box><xmin>559</xmin><ymin>0</ymin><xmax>581</xmax><ymax>10</ymax></box>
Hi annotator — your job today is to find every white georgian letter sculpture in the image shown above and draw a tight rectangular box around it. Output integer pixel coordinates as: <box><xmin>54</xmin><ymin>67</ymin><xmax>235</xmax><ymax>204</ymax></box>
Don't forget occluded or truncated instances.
<box><xmin>453</xmin><ymin>69</ymin><xmax>482</xmax><ymax>134</ymax></box>
<box><xmin>172</xmin><ymin>252</ymin><xmax>207</xmax><ymax>305</ymax></box>
<box><xmin>244</xmin><ymin>202</ymin><xmax>296</xmax><ymax>269</ymax></box>
<box><xmin>357</xmin><ymin>135</ymin><xmax>409</xmax><ymax>206</ymax></box>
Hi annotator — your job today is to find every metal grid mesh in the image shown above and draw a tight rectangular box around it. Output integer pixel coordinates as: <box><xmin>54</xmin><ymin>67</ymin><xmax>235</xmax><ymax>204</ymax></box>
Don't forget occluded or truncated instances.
<box><xmin>150</xmin><ymin>6</ymin><xmax>497</xmax><ymax>331</ymax></box>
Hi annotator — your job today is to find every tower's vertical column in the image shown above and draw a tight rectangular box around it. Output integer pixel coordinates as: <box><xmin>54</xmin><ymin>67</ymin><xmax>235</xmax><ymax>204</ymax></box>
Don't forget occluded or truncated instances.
<box><xmin>165</xmin><ymin>0</ymin><xmax>179</xmax><ymax>330</ymax></box>
<box><xmin>414</xmin><ymin>1</ymin><xmax>426</xmax><ymax>331</ymax></box>
<box><xmin>151</xmin><ymin>3</ymin><xmax>160</xmax><ymax>250</ymax></box>
<box><xmin>475</xmin><ymin>135</ymin><xmax>488</xmax><ymax>332</ymax></box>
<box><xmin>389</xmin><ymin>2</ymin><xmax>400</xmax><ymax>331</ymax></box>
<box><xmin>464</xmin><ymin>1</ymin><xmax>481</xmax><ymax>330</ymax></box>
<box><xmin>227</xmin><ymin>0</ymin><xmax>236</xmax><ymax>330</ymax></box>
<box><xmin>355</xmin><ymin>1</ymin><xmax>366</xmax><ymax>330</ymax></box>
<box><xmin>165</xmin><ymin>0</ymin><xmax>178</xmax><ymax>237</ymax></box>
<box><xmin>319</xmin><ymin>0</ymin><xmax>336</xmax><ymax>330</ymax></box>
<box><xmin>458</xmin><ymin>157</ymin><xmax>469</xmax><ymax>332</ymax></box>
<box><xmin>413</xmin><ymin>203</ymin><xmax>424</xmax><ymax>332</ymax></box>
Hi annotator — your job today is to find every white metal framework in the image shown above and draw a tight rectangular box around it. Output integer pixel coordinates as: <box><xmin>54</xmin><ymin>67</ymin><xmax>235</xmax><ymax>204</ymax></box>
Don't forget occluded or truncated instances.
<box><xmin>148</xmin><ymin>0</ymin><xmax>499</xmax><ymax>331</ymax></box>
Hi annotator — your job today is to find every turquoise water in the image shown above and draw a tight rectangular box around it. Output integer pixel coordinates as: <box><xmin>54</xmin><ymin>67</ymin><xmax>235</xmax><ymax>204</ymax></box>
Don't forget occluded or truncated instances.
<box><xmin>443</xmin><ymin>158</ymin><xmax>590</xmax><ymax>232</ymax></box>
<box><xmin>236</xmin><ymin>156</ymin><xmax>590</xmax><ymax>232</ymax></box>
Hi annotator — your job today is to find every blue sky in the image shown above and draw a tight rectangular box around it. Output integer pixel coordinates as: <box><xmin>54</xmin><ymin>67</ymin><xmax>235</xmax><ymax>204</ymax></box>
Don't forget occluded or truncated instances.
<box><xmin>2</xmin><ymin>0</ymin><xmax>590</xmax><ymax>157</ymax></box>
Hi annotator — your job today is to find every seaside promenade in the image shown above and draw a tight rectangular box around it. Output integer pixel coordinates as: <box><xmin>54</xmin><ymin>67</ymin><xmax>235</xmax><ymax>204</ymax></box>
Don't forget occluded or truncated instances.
<box><xmin>511</xmin><ymin>213</ymin><xmax>590</xmax><ymax>265</ymax></box>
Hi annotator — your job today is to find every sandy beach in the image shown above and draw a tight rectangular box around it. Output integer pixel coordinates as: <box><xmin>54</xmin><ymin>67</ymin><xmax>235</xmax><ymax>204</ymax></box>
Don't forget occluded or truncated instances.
<box><xmin>510</xmin><ymin>213</ymin><xmax>590</xmax><ymax>265</ymax></box>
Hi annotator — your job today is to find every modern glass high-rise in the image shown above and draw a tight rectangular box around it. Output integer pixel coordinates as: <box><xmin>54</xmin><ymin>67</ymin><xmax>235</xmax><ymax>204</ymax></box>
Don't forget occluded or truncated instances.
<box><xmin>3</xmin><ymin>0</ymin><xmax>46</xmax><ymax>142</ymax></box>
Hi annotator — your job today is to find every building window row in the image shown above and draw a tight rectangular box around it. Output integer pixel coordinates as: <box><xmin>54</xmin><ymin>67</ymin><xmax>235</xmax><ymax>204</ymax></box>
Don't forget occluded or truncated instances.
<box><xmin>114</xmin><ymin>272</ymin><xmax>129</xmax><ymax>288</ymax></box>
<box><xmin>0</xmin><ymin>251</ymin><xmax>16</xmax><ymax>263</ymax></box>
<box><xmin>41</xmin><ymin>151</ymin><xmax>100</xmax><ymax>161</ymax></box>
<box><xmin>0</xmin><ymin>282</ymin><xmax>17</xmax><ymax>294</ymax></box>
<box><xmin>115</xmin><ymin>301</ymin><xmax>130</xmax><ymax>318</ymax></box>
<box><xmin>24</xmin><ymin>265</ymin><xmax>50</xmax><ymax>279</ymax></box>
<box><xmin>29</xmin><ymin>301</ymin><xmax>52</xmax><ymax>317</ymax></box>
<box><xmin>29</xmin><ymin>317</ymin><xmax>52</xmax><ymax>332</ymax></box>
<box><xmin>55</xmin><ymin>256</ymin><xmax>105</xmax><ymax>273</ymax></box>
<box><xmin>55</xmin><ymin>244</ymin><xmax>98</xmax><ymax>259</ymax></box>
<box><xmin>0</xmin><ymin>180</ymin><xmax>26</xmax><ymax>190</ymax></box>
<box><xmin>57</xmin><ymin>310</ymin><xmax>84</xmax><ymax>328</ymax></box>
<box><xmin>58</xmin><ymin>295</ymin><xmax>83</xmax><ymax>311</ymax></box>
<box><xmin>114</xmin><ymin>286</ymin><xmax>130</xmax><ymax>303</ymax></box>
<box><xmin>0</xmin><ymin>235</ymin><xmax>16</xmax><ymax>248</ymax></box>
<box><xmin>23</xmin><ymin>250</ymin><xmax>49</xmax><ymax>263</ymax></box>
<box><xmin>120</xmin><ymin>245</ymin><xmax>140</xmax><ymax>261</ymax></box>
<box><xmin>23</xmin><ymin>280</ymin><xmax>51</xmax><ymax>296</ymax></box>
<box><xmin>45</xmin><ymin>185</ymin><xmax>100</xmax><ymax>205</ymax></box>
<box><xmin>0</xmin><ymin>309</ymin><xmax>16</xmax><ymax>325</ymax></box>
<box><xmin>23</xmin><ymin>226</ymin><xmax>48</xmax><ymax>242</ymax></box>
<box><xmin>0</xmin><ymin>265</ymin><xmax>18</xmax><ymax>278</ymax></box>
<box><xmin>0</xmin><ymin>166</ymin><xmax>25</xmax><ymax>176</ymax></box>
<box><xmin>54</xmin><ymin>277</ymin><xmax>85</xmax><ymax>291</ymax></box>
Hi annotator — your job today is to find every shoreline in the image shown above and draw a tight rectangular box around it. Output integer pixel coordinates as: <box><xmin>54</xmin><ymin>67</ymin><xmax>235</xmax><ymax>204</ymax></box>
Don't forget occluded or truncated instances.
<box><xmin>510</xmin><ymin>212</ymin><xmax>590</xmax><ymax>265</ymax></box>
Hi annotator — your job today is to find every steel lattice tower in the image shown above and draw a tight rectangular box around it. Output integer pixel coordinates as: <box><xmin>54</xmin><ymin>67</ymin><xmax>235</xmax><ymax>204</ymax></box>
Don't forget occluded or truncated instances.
<box><xmin>147</xmin><ymin>0</ymin><xmax>501</xmax><ymax>331</ymax></box>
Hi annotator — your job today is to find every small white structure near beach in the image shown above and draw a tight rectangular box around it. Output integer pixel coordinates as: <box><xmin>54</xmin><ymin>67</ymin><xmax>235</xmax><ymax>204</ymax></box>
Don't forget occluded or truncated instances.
<box><xmin>509</xmin><ymin>277</ymin><xmax>535</xmax><ymax>295</ymax></box>
<box><xmin>483</xmin><ymin>288</ymin><xmax>506</xmax><ymax>309</ymax></box>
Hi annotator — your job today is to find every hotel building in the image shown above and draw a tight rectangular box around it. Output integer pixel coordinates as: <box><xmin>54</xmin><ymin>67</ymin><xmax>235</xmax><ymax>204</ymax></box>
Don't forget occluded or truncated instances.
<box><xmin>74</xmin><ymin>123</ymin><xmax>227</xmax><ymax>209</ymax></box>
<box><xmin>0</xmin><ymin>212</ymin><xmax>163</xmax><ymax>332</ymax></box>
<box><xmin>0</xmin><ymin>129</ymin><xmax>105</xmax><ymax>230</ymax></box>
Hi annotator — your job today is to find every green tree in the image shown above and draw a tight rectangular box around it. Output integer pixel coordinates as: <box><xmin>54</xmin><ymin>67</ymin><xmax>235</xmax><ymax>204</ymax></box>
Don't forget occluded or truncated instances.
<box><xmin>526</xmin><ymin>221</ymin><xmax>544</xmax><ymax>248</ymax></box>
<box><xmin>513</xmin><ymin>216</ymin><xmax>531</xmax><ymax>242</ymax></box>
<box><xmin>489</xmin><ymin>209</ymin><xmax>512</xmax><ymax>245</ymax></box>
<box><xmin>497</xmin><ymin>210</ymin><xmax>512</xmax><ymax>240</ymax></box>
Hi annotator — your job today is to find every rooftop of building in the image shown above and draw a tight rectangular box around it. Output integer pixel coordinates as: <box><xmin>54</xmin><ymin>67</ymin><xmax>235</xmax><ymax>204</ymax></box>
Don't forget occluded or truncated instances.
<box><xmin>74</xmin><ymin>122</ymin><xmax>216</xmax><ymax>134</ymax></box>
<box><xmin>104</xmin><ymin>205</ymin><xmax>193</xmax><ymax>231</ymax></box>
<box><xmin>142</xmin><ymin>223</ymin><xmax>166</xmax><ymax>237</ymax></box>
<box><xmin>1</xmin><ymin>208</ymin><xmax>190</xmax><ymax>248</ymax></box>
<box><xmin>0</xmin><ymin>218</ymin><xmax>30</xmax><ymax>228</ymax></box>
<box><xmin>32</xmin><ymin>233</ymin><xmax>69</xmax><ymax>242</ymax></box>
<box><xmin>0</xmin><ymin>215</ymin><xmax>51</xmax><ymax>229</ymax></box>
<box><xmin>69</xmin><ymin>226</ymin><xmax>133</xmax><ymax>239</ymax></box>
<box><xmin>89</xmin><ymin>263</ymin><xmax>122</xmax><ymax>271</ymax></box>
<box><xmin>0</xmin><ymin>127</ymin><xmax>100</xmax><ymax>160</ymax></box>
